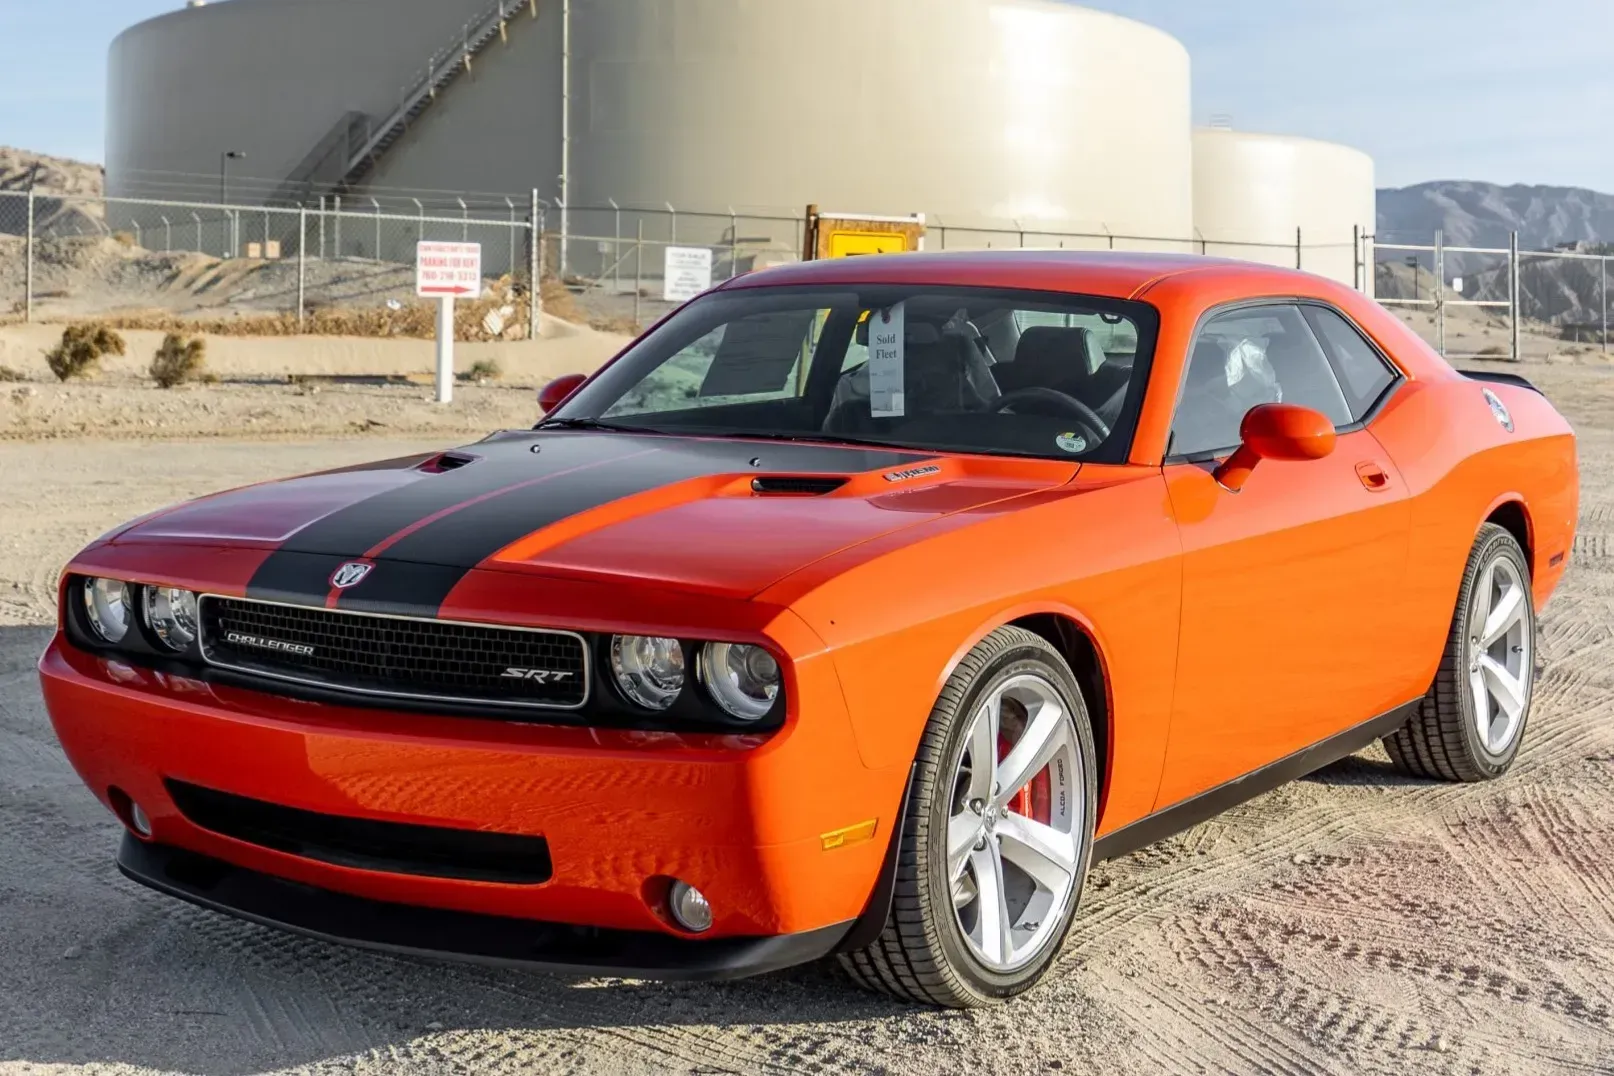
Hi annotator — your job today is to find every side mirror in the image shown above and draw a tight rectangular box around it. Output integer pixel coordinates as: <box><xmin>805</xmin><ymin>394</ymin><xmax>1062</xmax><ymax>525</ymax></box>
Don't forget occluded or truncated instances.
<box><xmin>538</xmin><ymin>373</ymin><xmax>587</xmax><ymax>415</ymax></box>
<box><xmin>1212</xmin><ymin>403</ymin><xmax>1336</xmax><ymax>493</ymax></box>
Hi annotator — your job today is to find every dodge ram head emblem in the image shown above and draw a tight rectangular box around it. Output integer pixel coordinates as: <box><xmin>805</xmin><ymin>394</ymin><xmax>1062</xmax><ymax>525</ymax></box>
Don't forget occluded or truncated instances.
<box><xmin>330</xmin><ymin>562</ymin><xmax>374</xmax><ymax>590</ymax></box>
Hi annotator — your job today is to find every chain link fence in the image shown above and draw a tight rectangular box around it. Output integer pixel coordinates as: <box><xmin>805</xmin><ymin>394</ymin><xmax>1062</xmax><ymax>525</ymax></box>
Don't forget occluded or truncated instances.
<box><xmin>7</xmin><ymin>187</ymin><xmax>1609</xmax><ymax>364</ymax></box>
<box><xmin>0</xmin><ymin>189</ymin><xmax>542</xmax><ymax>341</ymax></box>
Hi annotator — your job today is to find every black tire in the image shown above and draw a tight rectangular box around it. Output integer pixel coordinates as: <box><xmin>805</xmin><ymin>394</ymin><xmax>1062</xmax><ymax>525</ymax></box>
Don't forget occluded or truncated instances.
<box><xmin>838</xmin><ymin>626</ymin><xmax>1098</xmax><ymax>1008</ymax></box>
<box><xmin>1384</xmin><ymin>523</ymin><xmax>1536</xmax><ymax>782</ymax></box>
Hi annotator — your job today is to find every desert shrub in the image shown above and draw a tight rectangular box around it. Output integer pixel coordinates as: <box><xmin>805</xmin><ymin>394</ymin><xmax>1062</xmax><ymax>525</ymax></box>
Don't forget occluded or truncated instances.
<box><xmin>44</xmin><ymin>323</ymin><xmax>125</xmax><ymax>382</ymax></box>
<box><xmin>0</xmin><ymin>365</ymin><xmax>24</xmax><ymax>382</ymax></box>
<box><xmin>150</xmin><ymin>333</ymin><xmax>209</xmax><ymax>388</ymax></box>
<box><xmin>463</xmin><ymin>358</ymin><xmax>502</xmax><ymax>383</ymax></box>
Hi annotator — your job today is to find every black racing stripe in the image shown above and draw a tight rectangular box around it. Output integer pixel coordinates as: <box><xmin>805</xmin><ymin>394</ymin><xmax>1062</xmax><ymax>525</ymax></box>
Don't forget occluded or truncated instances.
<box><xmin>339</xmin><ymin>436</ymin><xmax>933</xmax><ymax>613</ymax></box>
<box><xmin>246</xmin><ymin>435</ymin><xmax>647</xmax><ymax>604</ymax></box>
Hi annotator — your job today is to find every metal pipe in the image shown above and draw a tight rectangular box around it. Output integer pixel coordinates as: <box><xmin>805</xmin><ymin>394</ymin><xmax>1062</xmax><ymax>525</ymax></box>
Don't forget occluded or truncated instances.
<box><xmin>24</xmin><ymin>188</ymin><xmax>34</xmax><ymax>323</ymax></box>
<box><xmin>318</xmin><ymin>195</ymin><xmax>327</xmax><ymax>259</ymax></box>
<box><xmin>297</xmin><ymin>205</ymin><xmax>307</xmax><ymax>331</ymax></box>
<box><xmin>334</xmin><ymin>195</ymin><xmax>342</xmax><ymax>257</ymax></box>
<box><xmin>1435</xmin><ymin>229</ymin><xmax>1446</xmax><ymax>357</ymax></box>
<box><xmin>507</xmin><ymin>196</ymin><xmax>517</xmax><ymax>276</ymax></box>
<box><xmin>1509</xmin><ymin>231</ymin><xmax>1521</xmax><ymax>362</ymax></box>
<box><xmin>610</xmin><ymin>199</ymin><xmax>621</xmax><ymax>292</ymax></box>
<box><xmin>539</xmin><ymin>186</ymin><xmax>551</xmax><ymax>337</ymax></box>
<box><xmin>371</xmin><ymin>197</ymin><xmax>382</xmax><ymax>262</ymax></box>
<box><xmin>730</xmin><ymin>206</ymin><xmax>739</xmax><ymax>281</ymax></box>
<box><xmin>559</xmin><ymin>0</ymin><xmax>571</xmax><ymax>275</ymax></box>
<box><xmin>458</xmin><ymin>197</ymin><xmax>469</xmax><ymax>242</ymax></box>
<box><xmin>1295</xmin><ymin>226</ymin><xmax>1302</xmax><ymax>270</ymax></box>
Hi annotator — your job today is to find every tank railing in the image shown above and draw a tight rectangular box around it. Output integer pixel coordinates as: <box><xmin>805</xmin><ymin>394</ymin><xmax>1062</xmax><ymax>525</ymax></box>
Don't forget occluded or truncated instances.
<box><xmin>337</xmin><ymin>0</ymin><xmax>530</xmax><ymax>193</ymax></box>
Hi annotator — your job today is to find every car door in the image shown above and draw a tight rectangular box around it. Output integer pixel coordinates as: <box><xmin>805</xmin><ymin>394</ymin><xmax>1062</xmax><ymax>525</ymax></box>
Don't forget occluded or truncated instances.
<box><xmin>1154</xmin><ymin>301</ymin><xmax>1415</xmax><ymax>809</ymax></box>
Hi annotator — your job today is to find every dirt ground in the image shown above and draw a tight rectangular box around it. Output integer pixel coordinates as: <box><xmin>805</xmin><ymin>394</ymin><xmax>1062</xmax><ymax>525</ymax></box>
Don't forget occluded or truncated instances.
<box><xmin>1</xmin><ymin>359</ymin><xmax>1613</xmax><ymax>1075</ymax></box>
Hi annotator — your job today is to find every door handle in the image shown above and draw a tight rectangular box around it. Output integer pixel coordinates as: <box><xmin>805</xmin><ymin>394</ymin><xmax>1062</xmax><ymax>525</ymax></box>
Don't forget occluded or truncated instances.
<box><xmin>1356</xmin><ymin>461</ymin><xmax>1391</xmax><ymax>492</ymax></box>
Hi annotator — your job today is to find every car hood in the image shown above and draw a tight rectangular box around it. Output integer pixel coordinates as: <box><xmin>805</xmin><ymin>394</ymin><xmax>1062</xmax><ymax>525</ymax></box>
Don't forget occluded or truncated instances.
<box><xmin>110</xmin><ymin>430</ymin><xmax>1077</xmax><ymax>606</ymax></box>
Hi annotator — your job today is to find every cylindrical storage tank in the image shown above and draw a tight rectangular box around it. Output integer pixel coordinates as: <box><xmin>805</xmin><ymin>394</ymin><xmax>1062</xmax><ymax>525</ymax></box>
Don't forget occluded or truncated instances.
<box><xmin>364</xmin><ymin>0</ymin><xmax>1195</xmax><ymax>265</ymax></box>
<box><xmin>107</xmin><ymin>0</ymin><xmax>485</xmax><ymax>202</ymax></box>
<box><xmin>1192</xmin><ymin>128</ymin><xmax>1376</xmax><ymax>287</ymax></box>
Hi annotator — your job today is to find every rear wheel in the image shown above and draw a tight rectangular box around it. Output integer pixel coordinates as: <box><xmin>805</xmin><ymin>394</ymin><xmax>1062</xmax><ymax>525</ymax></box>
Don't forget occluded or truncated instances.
<box><xmin>838</xmin><ymin>626</ymin><xmax>1097</xmax><ymax>1007</ymax></box>
<box><xmin>1384</xmin><ymin>523</ymin><xmax>1535</xmax><ymax>782</ymax></box>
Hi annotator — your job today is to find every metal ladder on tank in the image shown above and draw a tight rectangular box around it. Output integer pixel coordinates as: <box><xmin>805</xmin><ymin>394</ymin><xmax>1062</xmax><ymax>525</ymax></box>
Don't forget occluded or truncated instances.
<box><xmin>336</xmin><ymin>0</ymin><xmax>536</xmax><ymax>195</ymax></box>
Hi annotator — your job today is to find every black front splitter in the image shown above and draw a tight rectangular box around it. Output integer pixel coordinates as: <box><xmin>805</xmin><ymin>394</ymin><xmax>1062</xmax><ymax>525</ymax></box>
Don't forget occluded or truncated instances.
<box><xmin>117</xmin><ymin>836</ymin><xmax>852</xmax><ymax>982</ymax></box>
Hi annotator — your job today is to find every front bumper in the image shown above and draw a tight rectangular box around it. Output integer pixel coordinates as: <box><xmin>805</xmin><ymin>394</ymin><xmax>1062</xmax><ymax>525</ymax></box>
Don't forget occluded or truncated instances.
<box><xmin>40</xmin><ymin>635</ymin><xmax>905</xmax><ymax>960</ymax></box>
<box><xmin>119</xmin><ymin>837</ymin><xmax>851</xmax><ymax>981</ymax></box>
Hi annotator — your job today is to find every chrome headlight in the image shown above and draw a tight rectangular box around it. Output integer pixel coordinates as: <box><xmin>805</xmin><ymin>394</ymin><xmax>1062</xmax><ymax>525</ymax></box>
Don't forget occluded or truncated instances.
<box><xmin>700</xmin><ymin>642</ymin><xmax>781</xmax><ymax>721</ymax></box>
<box><xmin>83</xmin><ymin>577</ymin><xmax>133</xmax><ymax>644</ymax></box>
<box><xmin>144</xmin><ymin>587</ymin><xmax>199</xmax><ymax>651</ymax></box>
<box><xmin>610</xmin><ymin>635</ymin><xmax>685</xmax><ymax>711</ymax></box>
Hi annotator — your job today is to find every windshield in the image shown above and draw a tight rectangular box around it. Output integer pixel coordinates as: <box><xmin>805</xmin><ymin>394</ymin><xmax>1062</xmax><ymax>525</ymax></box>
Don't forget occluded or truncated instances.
<box><xmin>548</xmin><ymin>285</ymin><xmax>1159</xmax><ymax>462</ymax></box>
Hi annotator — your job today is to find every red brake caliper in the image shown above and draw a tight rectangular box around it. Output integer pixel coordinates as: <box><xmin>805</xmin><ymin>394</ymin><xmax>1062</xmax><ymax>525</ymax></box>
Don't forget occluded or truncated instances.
<box><xmin>998</xmin><ymin>733</ymin><xmax>1052</xmax><ymax>822</ymax></box>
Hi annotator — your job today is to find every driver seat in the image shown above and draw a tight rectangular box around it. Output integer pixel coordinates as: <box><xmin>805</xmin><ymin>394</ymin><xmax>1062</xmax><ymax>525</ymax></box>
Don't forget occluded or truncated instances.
<box><xmin>823</xmin><ymin>335</ymin><xmax>996</xmax><ymax>435</ymax></box>
<box><xmin>993</xmin><ymin>327</ymin><xmax>1105</xmax><ymax>400</ymax></box>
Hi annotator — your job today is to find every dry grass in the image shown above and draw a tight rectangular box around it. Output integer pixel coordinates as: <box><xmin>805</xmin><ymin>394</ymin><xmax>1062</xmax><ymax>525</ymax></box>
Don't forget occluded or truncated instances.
<box><xmin>149</xmin><ymin>334</ymin><xmax>211</xmax><ymax>388</ymax></box>
<box><xmin>92</xmin><ymin>276</ymin><xmax>539</xmax><ymax>342</ymax></box>
<box><xmin>0</xmin><ymin>365</ymin><xmax>25</xmax><ymax>382</ymax></box>
<box><xmin>44</xmin><ymin>323</ymin><xmax>125</xmax><ymax>382</ymax></box>
<box><xmin>461</xmin><ymin>358</ymin><xmax>502</xmax><ymax>383</ymax></box>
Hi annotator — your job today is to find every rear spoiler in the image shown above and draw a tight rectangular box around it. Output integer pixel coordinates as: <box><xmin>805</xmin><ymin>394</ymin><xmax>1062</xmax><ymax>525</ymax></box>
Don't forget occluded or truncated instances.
<box><xmin>1457</xmin><ymin>369</ymin><xmax>1543</xmax><ymax>395</ymax></box>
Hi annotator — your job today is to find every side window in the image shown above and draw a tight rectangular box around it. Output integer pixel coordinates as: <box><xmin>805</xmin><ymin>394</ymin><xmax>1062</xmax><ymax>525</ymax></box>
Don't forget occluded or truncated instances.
<box><xmin>1303</xmin><ymin>306</ymin><xmax>1399</xmax><ymax>421</ymax></box>
<box><xmin>1170</xmin><ymin>304</ymin><xmax>1353</xmax><ymax>458</ymax></box>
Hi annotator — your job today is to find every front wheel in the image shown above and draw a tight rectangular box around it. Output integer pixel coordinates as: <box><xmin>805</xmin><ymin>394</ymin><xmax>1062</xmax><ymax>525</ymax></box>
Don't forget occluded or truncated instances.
<box><xmin>838</xmin><ymin>626</ymin><xmax>1097</xmax><ymax>1007</ymax></box>
<box><xmin>1384</xmin><ymin>523</ymin><xmax>1536</xmax><ymax>782</ymax></box>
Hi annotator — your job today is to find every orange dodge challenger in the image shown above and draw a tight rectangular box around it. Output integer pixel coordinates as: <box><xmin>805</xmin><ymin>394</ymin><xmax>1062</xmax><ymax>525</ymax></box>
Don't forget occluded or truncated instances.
<box><xmin>41</xmin><ymin>252</ymin><xmax>1578</xmax><ymax>1007</ymax></box>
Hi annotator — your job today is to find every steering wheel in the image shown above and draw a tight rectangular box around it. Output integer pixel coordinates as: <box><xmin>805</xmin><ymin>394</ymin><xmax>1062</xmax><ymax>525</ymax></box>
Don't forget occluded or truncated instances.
<box><xmin>990</xmin><ymin>387</ymin><xmax>1111</xmax><ymax>443</ymax></box>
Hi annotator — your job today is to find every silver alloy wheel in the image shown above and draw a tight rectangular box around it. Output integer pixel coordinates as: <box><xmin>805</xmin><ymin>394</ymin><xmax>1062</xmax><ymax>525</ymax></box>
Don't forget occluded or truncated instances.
<box><xmin>1467</xmin><ymin>556</ymin><xmax>1532</xmax><ymax>755</ymax></box>
<box><xmin>946</xmin><ymin>674</ymin><xmax>1081</xmax><ymax>974</ymax></box>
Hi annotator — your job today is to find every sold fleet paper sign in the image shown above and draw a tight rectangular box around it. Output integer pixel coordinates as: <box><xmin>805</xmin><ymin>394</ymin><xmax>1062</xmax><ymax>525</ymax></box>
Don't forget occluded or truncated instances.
<box><xmin>416</xmin><ymin>241</ymin><xmax>482</xmax><ymax>299</ymax></box>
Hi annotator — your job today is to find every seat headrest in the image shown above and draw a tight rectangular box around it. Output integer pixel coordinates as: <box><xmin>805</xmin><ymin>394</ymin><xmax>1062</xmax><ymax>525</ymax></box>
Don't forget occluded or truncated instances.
<box><xmin>1013</xmin><ymin>326</ymin><xmax>1108</xmax><ymax>388</ymax></box>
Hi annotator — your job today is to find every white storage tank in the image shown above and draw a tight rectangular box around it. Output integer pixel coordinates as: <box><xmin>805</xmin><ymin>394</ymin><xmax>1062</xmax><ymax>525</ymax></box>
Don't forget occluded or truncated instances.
<box><xmin>108</xmin><ymin>0</ymin><xmax>1195</xmax><ymax>260</ymax></box>
<box><xmin>371</xmin><ymin>0</ymin><xmax>1195</xmax><ymax>251</ymax></box>
<box><xmin>106</xmin><ymin>0</ymin><xmax>485</xmax><ymax>202</ymax></box>
<box><xmin>1192</xmin><ymin>127</ymin><xmax>1376</xmax><ymax>287</ymax></box>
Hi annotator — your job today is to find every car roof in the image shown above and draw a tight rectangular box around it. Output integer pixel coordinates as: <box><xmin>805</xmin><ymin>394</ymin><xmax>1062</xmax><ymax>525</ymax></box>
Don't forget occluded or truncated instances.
<box><xmin>723</xmin><ymin>249</ymin><xmax>1325</xmax><ymax>302</ymax></box>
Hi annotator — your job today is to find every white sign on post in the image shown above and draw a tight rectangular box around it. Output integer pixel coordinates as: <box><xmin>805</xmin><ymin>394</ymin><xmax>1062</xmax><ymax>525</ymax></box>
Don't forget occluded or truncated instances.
<box><xmin>416</xmin><ymin>242</ymin><xmax>482</xmax><ymax>405</ymax></box>
<box><xmin>416</xmin><ymin>241</ymin><xmax>482</xmax><ymax>299</ymax></box>
<box><xmin>663</xmin><ymin>246</ymin><xmax>714</xmax><ymax>302</ymax></box>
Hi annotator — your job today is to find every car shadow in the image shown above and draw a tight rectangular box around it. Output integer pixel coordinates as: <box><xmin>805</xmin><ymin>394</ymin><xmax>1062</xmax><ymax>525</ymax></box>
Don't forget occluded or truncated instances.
<box><xmin>1301</xmin><ymin>751</ymin><xmax>1426</xmax><ymax>788</ymax></box>
<box><xmin>0</xmin><ymin>624</ymin><xmax>917</xmax><ymax>1076</ymax></box>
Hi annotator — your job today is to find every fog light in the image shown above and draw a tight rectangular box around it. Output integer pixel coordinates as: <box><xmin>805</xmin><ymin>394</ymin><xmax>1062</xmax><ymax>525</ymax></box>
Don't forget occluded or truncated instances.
<box><xmin>129</xmin><ymin>801</ymin><xmax>152</xmax><ymax>838</ymax></box>
<box><xmin>668</xmin><ymin>880</ymin><xmax>712</xmax><ymax>933</ymax></box>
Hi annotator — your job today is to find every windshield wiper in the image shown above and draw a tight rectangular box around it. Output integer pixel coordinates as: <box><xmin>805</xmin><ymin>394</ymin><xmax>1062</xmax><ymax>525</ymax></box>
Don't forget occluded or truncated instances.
<box><xmin>536</xmin><ymin>417</ymin><xmax>666</xmax><ymax>434</ymax></box>
<box><xmin>687</xmin><ymin>429</ymin><xmax>919</xmax><ymax>452</ymax></box>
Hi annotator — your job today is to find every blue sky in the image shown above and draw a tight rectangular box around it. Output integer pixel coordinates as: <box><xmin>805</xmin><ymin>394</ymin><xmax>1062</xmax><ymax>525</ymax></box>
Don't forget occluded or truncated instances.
<box><xmin>2</xmin><ymin>0</ymin><xmax>1610</xmax><ymax>192</ymax></box>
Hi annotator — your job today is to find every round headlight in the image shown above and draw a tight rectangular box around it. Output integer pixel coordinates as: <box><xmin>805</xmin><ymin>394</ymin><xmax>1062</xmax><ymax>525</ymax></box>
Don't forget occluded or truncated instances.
<box><xmin>144</xmin><ymin>587</ymin><xmax>199</xmax><ymax>651</ymax></box>
<box><xmin>610</xmin><ymin>635</ymin><xmax>685</xmax><ymax>711</ymax></box>
<box><xmin>700</xmin><ymin>642</ymin><xmax>781</xmax><ymax>722</ymax></box>
<box><xmin>83</xmin><ymin>578</ymin><xmax>133</xmax><ymax>644</ymax></box>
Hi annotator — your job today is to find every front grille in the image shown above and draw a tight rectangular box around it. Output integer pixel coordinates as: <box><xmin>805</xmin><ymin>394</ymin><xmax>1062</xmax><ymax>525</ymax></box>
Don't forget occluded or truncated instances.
<box><xmin>166</xmin><ymin>780</ymin><xmax>553</xmax><ymax>884</ymax></box>
<box><xmin>198</xmin><ymin>596</ymin><xmax>588</xmax><ymax>710</ymax></box>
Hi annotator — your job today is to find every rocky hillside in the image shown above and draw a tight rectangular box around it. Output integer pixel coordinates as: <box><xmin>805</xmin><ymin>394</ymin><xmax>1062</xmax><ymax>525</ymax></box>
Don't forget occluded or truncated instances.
<box><xmin>0</xmin><ymin>147</ymin><xmax>106</xmax><ymax>236</ymax></box>
<box><xmin>1378</xmin><ymin>180</ymin><xmax>1614</xmax><ymax>250</ymax></box>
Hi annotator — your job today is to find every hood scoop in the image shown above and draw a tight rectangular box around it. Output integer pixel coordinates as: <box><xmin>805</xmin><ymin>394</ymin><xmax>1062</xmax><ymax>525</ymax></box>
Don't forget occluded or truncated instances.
<box><xmin>751</xmin><ymin>475</ymin><xmax>849</xmax><ymax>496</ymax></box>
<box><xmin>418</xmin><ymin>451</ymin><xmax>480</xmax><ymax>474</ymax></box>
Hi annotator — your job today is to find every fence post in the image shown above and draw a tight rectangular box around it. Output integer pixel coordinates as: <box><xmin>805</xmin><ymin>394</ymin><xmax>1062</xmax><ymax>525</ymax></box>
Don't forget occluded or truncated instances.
<box><xmin>1295</xmin><ymin>226</ymin><xmax>1302</xmax><ymax>270</ymax></box>
<box><xmin>506</xmin><ymin>196</ymin><xmax>517</xmax><ymax>276</ymax></box>
<box><xmin>1602</xmin><ymin>255</ymin><xmax>1608</xmax><ymax>355</ymax></box>
<box><xmin>634</xmin><ymin>218</ymin><xmax>644</xmax><ymax>330</ymax></box>
<box><xmin>334</xmin><ymin>195</ymin><xmax>343</xmax><ymax>257</ymax></box>
<box><xmin>1508</xmin><ymin>230</ymin><xmax>1521</xmax><ymax>363</ymax></box>
<box><xmin>24</xmin><ymin>187</ymin><xmax>35</xmax><ymax>323</ymax></box>
<box><xmin>162</xmin><ymin>216</ymin><xmax>171</xmax><ymax>253</ymax></box>
<box><xmin>1352</xmin><ymin>225</ymin><xmax>1361</xmax><ymax>292</ymax></box>
<box><xmin>1435</xmin><ymin>228</ymin><xmax>1446</xmax><ymax>358</ymax></box>
<box><xmin>611</xmin><ymin>199</ymin><xmax>621</xmax><ymax>292</ymax></box>
<box><xmin>297</xmin><ymin>205</ymin><xmax>308</xmax><ymax>332</ymax></box>
<box><xmin>529</xmin><ymin>189</ymin><xmax>542</xmax><ymax>339</ymax></box>
<box><xmin>730</xmin><ymin>206</ymin><xmax>739</xmax><ymax>282</ymax></box>
<box><xmin>318</xmin><ymin>195</ymin><xmax>327</xmax><ymax>259</ymax></box>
